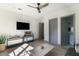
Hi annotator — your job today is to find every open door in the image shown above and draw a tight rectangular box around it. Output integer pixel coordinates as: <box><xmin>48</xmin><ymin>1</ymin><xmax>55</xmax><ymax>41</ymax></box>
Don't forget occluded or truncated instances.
<box><xmin>61</xmin><ymin>15</ymin><xmax>75</xmax><ymax>47</ymax></box>
<box><xmin>39</xmin><ymin>23</ymin><xmax>44</xmax><ymax>39</ymax></box>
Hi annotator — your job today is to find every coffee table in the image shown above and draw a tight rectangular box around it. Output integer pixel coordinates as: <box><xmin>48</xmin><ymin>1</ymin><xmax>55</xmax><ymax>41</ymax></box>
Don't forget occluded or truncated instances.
<box><xmin>31</xmin><ymin>43</ymin><xmax>54</xmax><ymax>56</ymax></box>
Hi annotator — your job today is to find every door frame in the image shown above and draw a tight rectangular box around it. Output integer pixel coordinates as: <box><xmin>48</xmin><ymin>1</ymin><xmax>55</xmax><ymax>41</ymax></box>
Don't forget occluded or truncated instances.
<box><xmin>49</xmin><ymin>18</ymin><xmax>58</xmax><ymax>45</ymax></box>
<box><xmin>39</xmin><ymin>22</ymin><xmax>44</xmax><ymax>39</ymax></box>
<box><xmin>60</xmin><ymin>14</ymin><xmax>75</xmax><ymax>46</ymax></box>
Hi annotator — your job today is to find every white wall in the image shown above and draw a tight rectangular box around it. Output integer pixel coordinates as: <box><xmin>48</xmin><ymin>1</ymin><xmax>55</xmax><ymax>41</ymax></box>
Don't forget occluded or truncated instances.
<box><xmin>1</xmin><ymin>3</ymin><xmax>79</xmax><ymax>45</ymax></box>
<box><xmin>41</xmin><ymin>3</ymin><xmax>79</xmax><ymax>45</ymax></box>
<box><xmin>0</xmin><ymin>9</ymin><xmax>40</xmax><ymax>39</ymax></box>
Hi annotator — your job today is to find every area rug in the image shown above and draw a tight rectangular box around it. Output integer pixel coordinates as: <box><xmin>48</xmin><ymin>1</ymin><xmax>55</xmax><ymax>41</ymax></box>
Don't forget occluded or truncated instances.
<box><xmin>65</xmin><ymin>48</ymin><xmax>79</xmax><ymax>56</ymax></box>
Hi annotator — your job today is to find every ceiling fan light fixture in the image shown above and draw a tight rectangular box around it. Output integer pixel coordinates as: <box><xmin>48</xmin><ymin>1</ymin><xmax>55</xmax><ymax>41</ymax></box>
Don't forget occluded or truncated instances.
<box><xmin>27</xmin><ymin>3</ymin><xmax>48</xmax><ymax>13</ymax></box>
<box><xmin>37</xmin><ymin>3</ymin><xmax>40</xmax><ymax>5</ymax></box>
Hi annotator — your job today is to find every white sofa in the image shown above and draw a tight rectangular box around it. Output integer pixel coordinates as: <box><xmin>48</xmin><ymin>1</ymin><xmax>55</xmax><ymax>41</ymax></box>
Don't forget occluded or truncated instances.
<box><xmin>24</xmin><ymin>37</ymin><xmax>33</xmax><ymax>42</ymax></box>
<box><xmin>23</xmin><ymin>31</ymin><xmax>34</xmax><ymax>42</ymax></box>
<box><xmin>6</xmin><ymin>36</ymin><xmax>33</xmax><ymax>46</ymax></box>
<box><xmin>6</xmin><ymin>32</ymin><xmax>34</xmax><ymax>46</ymax></box>
<box><xmin>7</xmin><ymin>37</ymin><xmax>23</xmax><ymax>46</ymax></box>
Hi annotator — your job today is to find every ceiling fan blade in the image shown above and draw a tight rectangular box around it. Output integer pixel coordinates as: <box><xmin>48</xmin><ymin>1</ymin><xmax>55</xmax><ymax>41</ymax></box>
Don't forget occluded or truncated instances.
<box><xmin>27</xmin><ymin>5</ymin><xmax>36</xmax><ymax>8</ymax></box>
<box><xmin>37</xmin><ymin>7</ymin><xmax>41</xmax><ymax>13</ymax></box>
<box><xmin>40</xmin><ymin>3</ymin><xmax>49</xmax><ymax>9</ymax></box>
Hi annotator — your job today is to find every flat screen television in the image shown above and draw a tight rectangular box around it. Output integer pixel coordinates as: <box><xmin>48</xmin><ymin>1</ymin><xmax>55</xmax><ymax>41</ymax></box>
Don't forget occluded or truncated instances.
<box><xmin>17</xmin><ymin>22</ymin><xmax>30</xmax><ymax>30</ymax></box>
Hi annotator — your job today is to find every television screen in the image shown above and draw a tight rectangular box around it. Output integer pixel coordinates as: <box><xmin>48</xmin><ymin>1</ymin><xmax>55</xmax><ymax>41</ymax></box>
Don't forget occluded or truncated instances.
<box><xmin>17</xmin><ymin>22</ymin><xmax>30</xmax><ymax>30</ymax></box>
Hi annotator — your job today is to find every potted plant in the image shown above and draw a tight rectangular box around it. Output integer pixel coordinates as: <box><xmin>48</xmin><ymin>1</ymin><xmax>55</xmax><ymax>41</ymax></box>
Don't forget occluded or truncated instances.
<box><xmin>0</xmin><ymin>35</ymin><xmax>6</xmax><ymax>52</ymax></box>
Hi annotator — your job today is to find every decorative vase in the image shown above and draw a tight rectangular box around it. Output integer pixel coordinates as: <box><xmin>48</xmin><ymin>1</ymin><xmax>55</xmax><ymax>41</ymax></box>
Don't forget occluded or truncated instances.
<box><xmin>0</xmin><ymin>44</ymin><xmax>6</xmax><ymax>52</ymax></box>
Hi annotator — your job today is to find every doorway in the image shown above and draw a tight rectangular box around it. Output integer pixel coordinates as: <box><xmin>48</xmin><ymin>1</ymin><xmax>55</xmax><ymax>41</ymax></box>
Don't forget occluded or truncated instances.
<box><xmin>49</xmin><ymin>18</ymin><xmax>58</xmax><ymax>45</ymax></box>
<box><xmin>39</xmin><ymin>23</ymin><xmax>44</xmax><ymax>40</ymax></box>
<box><xmin>61</xmin><ymin>15</ymin><xmax>75</xmax><ymax>47</ymax></box>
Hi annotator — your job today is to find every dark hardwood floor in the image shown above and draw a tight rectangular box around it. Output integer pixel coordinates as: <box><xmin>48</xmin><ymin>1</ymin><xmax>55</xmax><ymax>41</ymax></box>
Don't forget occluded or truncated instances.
<box><xmin>0</xmin><ymin>39</ymin><xmax>79</xmax><ymax>56</ymax></box>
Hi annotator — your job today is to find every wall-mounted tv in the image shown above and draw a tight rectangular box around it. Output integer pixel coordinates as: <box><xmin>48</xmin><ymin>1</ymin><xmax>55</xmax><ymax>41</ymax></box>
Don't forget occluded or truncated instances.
<box><xmin>16</xmin><ymin>22</ymin><xmax>30</xmax><ymax>30</ymax></box>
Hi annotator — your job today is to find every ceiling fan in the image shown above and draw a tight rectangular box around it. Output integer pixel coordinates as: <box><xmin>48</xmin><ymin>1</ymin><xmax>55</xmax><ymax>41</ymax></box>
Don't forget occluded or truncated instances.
<box><xmin>27</xmin><ymin>3</ymin><xmax>48</xmax><ymax>13</ymax></box>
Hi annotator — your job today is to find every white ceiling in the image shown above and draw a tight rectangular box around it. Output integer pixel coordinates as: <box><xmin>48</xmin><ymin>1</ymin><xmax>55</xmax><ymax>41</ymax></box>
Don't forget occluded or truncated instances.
<box><xmin>0</xmin><ymin>3</ymin><xmax>77</xmax><ymax>19</ymax></box>
<box><xmin>0</xmin><ymin>3</ymin><xmax>41</xmax><ymax>18</ymax></box>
